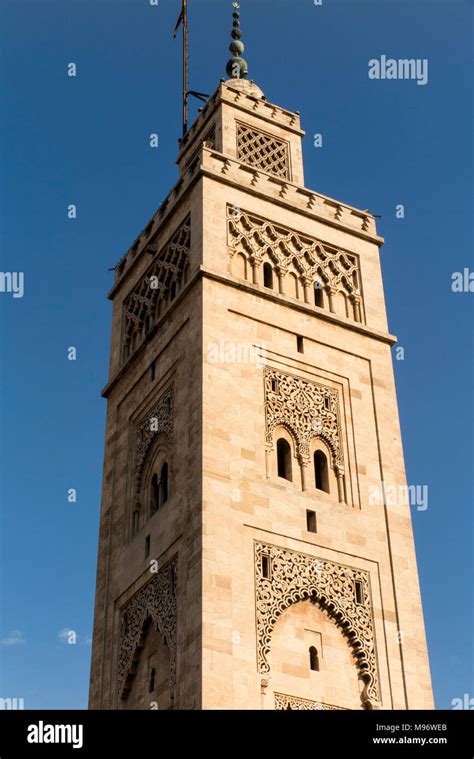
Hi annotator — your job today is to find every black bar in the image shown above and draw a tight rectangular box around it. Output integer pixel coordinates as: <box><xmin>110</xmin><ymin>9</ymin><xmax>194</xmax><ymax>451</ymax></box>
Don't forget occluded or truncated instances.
<box><xmin>0</xmin><ymin>709</ymin><xmax>472</xmax><ymax>757</ymax></box>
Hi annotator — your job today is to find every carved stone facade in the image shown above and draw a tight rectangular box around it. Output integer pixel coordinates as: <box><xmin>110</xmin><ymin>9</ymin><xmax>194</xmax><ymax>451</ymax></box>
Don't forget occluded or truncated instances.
<box><xmin>118</xmin><ymin>558</ymin><xmax>177</xmax><ymax>702</ymax></box>
<box><xmin>236</xmin><ymin>122</ymin><xmax>291</xmax><ymax>180</ymax></box>
<box><xmin>274</xmin><ymin>692</ymin><xmax>346</xmax><ymax>710</ymax></box>
<box><xmin>264</xmin><ymin>367</ymin><xmax>344</xmax><ymax>469</ymax></box>
<box><xmin>90</xmin><ymin>77</ymin><xmax>433</xmax><ymax>712</ymax></box>
<box><xmin>254</xmin><ymin>542</ymin><xmax>380</xmax><ymax>709</ymax></box>
<box><xmin>227</xmin><ymin>206</ymin><xmax>363</xmax><ymax>321</ymax></box>
<box><xmin>133</xmin><ymin>386</ymin><xmax>174</xmax><ymax>509</ymax></box>
<box><xmin>122</xmin><ymin>216</ymin><xmax>191</xmax><ymax>363</ymax></box>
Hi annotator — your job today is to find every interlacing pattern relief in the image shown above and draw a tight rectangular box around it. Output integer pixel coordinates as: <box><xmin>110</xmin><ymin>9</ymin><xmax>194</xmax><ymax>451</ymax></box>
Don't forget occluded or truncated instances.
<box><xmin>274</xmin><ymin>692</ymin><xmax>346</xmax><ymax>710</ymax></box>
<box><xmin>255</xmin><ymin>542</ymin><xmax>380</xmax><ymax>708</ymax></box>
<box><xmin>227</xmin><ymin>207</ymin><xmax>362</xmax><ymax>310</ymax></box>
<box><xmin>134</xmin><ymin>386</ymin><xmax>174</xmax><ymax>505</ymax></box>
<box><xmin>264</xmin><ymin>367</ymin><xmax>344</xmax><ymax>469</ymax></box>
<box><xmin>122</xmin><ymin>216</ymin><xmax>191</xmax><ymax>362</ymax></box>
<box><xmin>118</xmin><ymin>559</ymin><xmax>177</xmax><ymax>700</ymax></box>
<box><xmin>236</xmin><ymin>123</ymin><xmax>290</xmax><ymax>180</ymax></box>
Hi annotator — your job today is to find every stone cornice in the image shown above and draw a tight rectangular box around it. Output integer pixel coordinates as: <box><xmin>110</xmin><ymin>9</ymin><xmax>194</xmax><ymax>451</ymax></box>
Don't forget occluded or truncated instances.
<box><xmin>202</xmin><ymin>267</ymin><xmax>396</xmax><ymax>346</ymax></box>
<box><xmin>110</xmin><ymin>145</ymin><xmax>383</xmax><ymax>301</ymax></box>
<box><xmin>102</xmin><ymin>265</ymin><xmax>396</xmax><ymax>400</ymax></box>
<box><xmin>219</xmin><ymin>86</ymin><xmax>304</xmax><ymax>137</ymax></box>
<box><xmin>176</xmin><ymin>81</ymin><xmax>303</xmax><ymax>167</ymax></box>
<box><xmin>201</xmin><ymin>148</ymin><xmax>382</xmax><ymax>242</ymax></box>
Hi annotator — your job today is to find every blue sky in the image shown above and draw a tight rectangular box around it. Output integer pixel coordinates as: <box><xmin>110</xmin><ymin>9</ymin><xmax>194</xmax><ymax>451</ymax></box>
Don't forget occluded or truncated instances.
<box><xmin>0</xmin><ymin>0</ymin><xmax>472</xmax><ymax>709</ymax></box>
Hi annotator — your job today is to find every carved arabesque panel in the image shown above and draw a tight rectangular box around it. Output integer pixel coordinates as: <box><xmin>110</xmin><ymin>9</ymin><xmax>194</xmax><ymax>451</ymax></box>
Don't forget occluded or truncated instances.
<box><xmin>236</xmin><ymin>122</ymin><xmax>290</xmax><ymax>180</ymax></box>
<box><xmin>264</xmin><ymin>367</ymin><xmax>344</xmax><ymax>470</ymax></box>
<box><xmin>274</xmin><ymin>692</ymin><xmax>346</xmax><ymax>711</ymax></box>
<box><xmin>227</xmin><ymin>207</ymin><xmax>361</xmax><ymax>310</ymax></box>
<box><xmin>118</xmin><ymin>558</ymin><xmax>177</xmax><ymax>701</ymax></box>
<box><xmin>255</xmin><ymin>542</ymin><xmax>380</xmax><ymax>709</ymax></box>
<box><xmin>134</xmin><ymin>386</ymin><xmax>173</xmax><ymax>506</ymax></box>
<box><xmin>122</xmin><ymin>216</ymin><xmax>191</xmax><ymax>363</ymax></box>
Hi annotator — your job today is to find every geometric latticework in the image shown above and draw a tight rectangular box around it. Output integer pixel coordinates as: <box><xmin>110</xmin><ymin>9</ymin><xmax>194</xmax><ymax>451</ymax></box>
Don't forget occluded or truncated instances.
<box><xmin>264</xmin><ymin>367</ymin><xmax>344</xmax><ymax>470</ymax></box>
<box><xmin>122</xmin><ymin>216</ymin><xmax>191</xmax><ymax>363</ymax></box>
<box><xmin>227</xmin><ymin>207</ymin><xmax>362</xmax><ymax>316</ymax></box>
<box><xmin>118</xmin><ymin>558</ymin><xmax>177</xmax><ymax>701</ymax></box>
<box><xmin>237</xmin><ymin>122</ymin><xmax>290</xmax><ymax>180</ymax></box>
<box><xmin>274</xmin><ymin>693</ymin><xmax>347</xmax><ymax>710</ymax></box>
<box><xmin>254</xmin><ymin>542</ymin><xmax>380</xmax><ymax>709</ymax></box>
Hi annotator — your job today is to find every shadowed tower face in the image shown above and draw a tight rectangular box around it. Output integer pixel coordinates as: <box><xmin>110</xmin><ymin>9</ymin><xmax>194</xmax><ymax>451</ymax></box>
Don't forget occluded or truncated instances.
<box><xmin>89</xmin><ymin>6</ymin><xmax>433</xmax><ymax>711</ymax></box>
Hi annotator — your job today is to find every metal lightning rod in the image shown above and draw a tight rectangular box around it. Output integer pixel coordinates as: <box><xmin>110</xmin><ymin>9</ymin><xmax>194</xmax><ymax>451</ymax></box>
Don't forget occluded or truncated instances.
<box><xmin>173</xmin><ymin>1</ymin><xmax>189</xmax><ymax>137</ymax></box>
<box><xmin>182</xmin><ymin>0</ymin><xmax>188</xmax><ymax>136</ymax></box>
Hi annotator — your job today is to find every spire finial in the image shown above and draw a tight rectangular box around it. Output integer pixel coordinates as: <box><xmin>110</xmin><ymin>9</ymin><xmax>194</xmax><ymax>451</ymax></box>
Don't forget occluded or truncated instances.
<box><xmin>226</xmin><ymin>2</ymin><xmax>248</xmax><ymax>80</ymax></box>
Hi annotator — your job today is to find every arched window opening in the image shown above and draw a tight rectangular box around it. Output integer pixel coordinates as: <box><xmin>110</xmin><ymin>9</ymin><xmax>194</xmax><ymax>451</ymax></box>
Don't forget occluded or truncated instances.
<box><xmin>159</xmin><ymin>462</ymin><xmax>169</xmax><ymax>506</ymax></box>
<box><xmin>263</xmin><ymin>262</ymin><xmax>274</xmax><ymax>289</ymax></box>
<box><xmin>148</xmin><ymin>667</ymin><xmax>156</xmax><ymax>693</ymax></box>
<box><xmin>277</xmin><ymin>438</ymin><xmax>292</xmax><ymax>481</ymax></box>
<box><xmin>314</xmin><ymin>450</ymin><xmax>329</xmax><ymax>493</ymax></box>
<box><xmin>150</xmin><ymin>474</ymin><xmax>159</xmax><ymax>516</ymax></box>
<box><xmin>314</xmin><ymin>283</ymin><xmax>324</xmax><ymax>307</ymax></box>
<box><xmin>309</xmin><ymin>646</ymin><xmax>320</xmax><ymax>672</ymax></box>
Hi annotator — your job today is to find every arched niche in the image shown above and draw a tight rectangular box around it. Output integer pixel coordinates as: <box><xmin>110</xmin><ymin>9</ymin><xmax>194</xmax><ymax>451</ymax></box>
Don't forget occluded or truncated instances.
<box><xmin>118</xmin><ymin>560</ymin><xmax>177</xmax><ymax>707</ymax></box>
<box><xmin>269</xmin><ymin>425</ymin><xmax>298</xmax><ymax>483</ymax></box>
<box><xmin>122</xmin><ymin>619</ymin><xmax>172</xmax><ymax>710</ymax></box>
<box><xmin>270</xmin><ymin>598</ymin><xmax>363</xmax><ymax>710</ymax></box>
<box><xmin>233</xmin><ymin>252</ymin><xmax>248</xmax><ymax>281</ymax></box>
<box><xmin>310</xmin><ymin>438</ymin><xmax>338</xmax><ymax>500</ymax></box>
<box><xmin>140</xmin><ymin>435</ymin><xmax>171</xmax><ymax>520</ymax></box>
<box><xmin>255</xmin><ymin>542</ymin><xmax>380</xmax><ymax>709</ymax></box>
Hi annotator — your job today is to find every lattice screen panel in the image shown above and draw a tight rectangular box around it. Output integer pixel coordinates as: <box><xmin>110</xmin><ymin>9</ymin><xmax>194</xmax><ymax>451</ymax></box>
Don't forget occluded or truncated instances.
<box><xmin>236</xmin><ymin>122</ymin><xmax>290</xmax><ymax>180</ymax></box>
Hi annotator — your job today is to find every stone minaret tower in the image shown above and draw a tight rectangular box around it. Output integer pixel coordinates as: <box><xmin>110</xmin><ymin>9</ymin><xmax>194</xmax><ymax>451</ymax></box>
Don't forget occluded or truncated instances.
<box><xmin>89</xmin><ymin>7</ymin><xmax>433</xmax><ymax>710</ymax></box>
